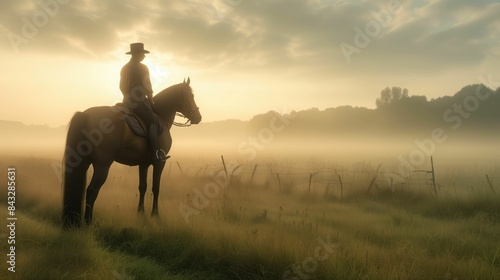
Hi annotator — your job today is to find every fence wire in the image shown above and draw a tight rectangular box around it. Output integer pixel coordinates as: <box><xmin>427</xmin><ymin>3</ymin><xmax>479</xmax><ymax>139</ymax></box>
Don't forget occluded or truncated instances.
<box><xmin>165</xmin><ymin>157</ymin><xmax>500</xmax><ymax>196</ymax></box>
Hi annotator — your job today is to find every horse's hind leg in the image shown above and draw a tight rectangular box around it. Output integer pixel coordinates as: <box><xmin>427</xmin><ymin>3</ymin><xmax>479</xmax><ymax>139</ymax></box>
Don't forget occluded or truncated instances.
<box><xmin>137</xmin><ymin>165</ymin><xmax>149</xmax><ymax>213</ymax></box>
<box><xmin>84</xmin><ymin>163</ymin><xmax>111</xmax><ymax>225</ymax></box>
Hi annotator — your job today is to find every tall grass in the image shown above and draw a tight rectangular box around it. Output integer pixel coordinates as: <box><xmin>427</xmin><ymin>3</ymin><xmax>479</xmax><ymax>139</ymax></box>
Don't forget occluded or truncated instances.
<box><xmin>0</xmin><ymin>155</ymin><xmax>499</xmax><ymax>279</ymax></box>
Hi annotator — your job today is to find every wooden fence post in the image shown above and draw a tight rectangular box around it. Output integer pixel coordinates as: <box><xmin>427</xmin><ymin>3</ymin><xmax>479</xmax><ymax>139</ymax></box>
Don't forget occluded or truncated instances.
<box><xmin>309</xmin><ymin>173</ymin><xmax>313</xmax><ymax>194</ymax></box>
<box><xmin>276</xmin><ymin>173</ymin><xmax>282</xmax><ymax>193</ymax></box>
<box><xmin>486</xmin><ymin>174</ymin><xmax>496</xmax><ymax>194</ymax></box>
<box><xmin>366</xmin><ymin>164</ymin><xmax>381</xmax><ymax>195</ymax></box>
<box><xmin>338</xmin><ymin>174</ymin><xmax>343</xmax><ymax>201</ymax></box>
<box><xmin>430</xmin><ymin>156</ymin><xmax>437</xmax><ymax>196</ymax></box>
<box><xmin>221</xmin><ymin>155</ymin><xmax>229</xmax><ymax>180</ymax></box>
<box><xmin>249</xmin><ymin>164</ymin><xmax>258</xmax><ymax>184</ymax></box>
<box><xmin>176</xmin><ymin>161</ymin><xmax>183</xmax><ymax>175</ymax></box>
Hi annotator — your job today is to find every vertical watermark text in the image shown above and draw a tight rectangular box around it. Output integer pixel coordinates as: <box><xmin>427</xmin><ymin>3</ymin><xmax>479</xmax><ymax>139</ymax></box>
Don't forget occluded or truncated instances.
<box><xmin>6</xmin><ymin>167</ymin><xmax>17</xmax><ymax>273</ymax></box>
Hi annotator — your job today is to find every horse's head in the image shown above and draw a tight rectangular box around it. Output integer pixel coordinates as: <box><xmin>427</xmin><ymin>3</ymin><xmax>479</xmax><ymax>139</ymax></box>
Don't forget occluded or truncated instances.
<box><xmin>178</xmin><ymin>77</ymin><xmax>202</xmax><ymax>125</ymax></box>
<box><xmin>153</xmin><ymin>78</ymin><xmax>202</xmax><ymax>126</ymax></box>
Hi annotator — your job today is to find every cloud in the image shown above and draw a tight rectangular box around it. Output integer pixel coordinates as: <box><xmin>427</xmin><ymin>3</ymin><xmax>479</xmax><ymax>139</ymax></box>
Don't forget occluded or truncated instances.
<box><xmin>377</xmin><ymin>1</ymin><xmax>500</xmax><ymax>71</ymax></box>
<box><xmin>1</xmin><ymin>0</ymin><xmax>498</xmax><ymax>77</ymax></box>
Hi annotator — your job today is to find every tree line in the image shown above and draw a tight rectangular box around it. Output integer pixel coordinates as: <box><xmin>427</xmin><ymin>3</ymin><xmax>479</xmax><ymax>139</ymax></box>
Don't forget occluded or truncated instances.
<box><xmin>248</xmin><ymin>84</ymin><xmax>500</xmax><ymax>138</ymax></box>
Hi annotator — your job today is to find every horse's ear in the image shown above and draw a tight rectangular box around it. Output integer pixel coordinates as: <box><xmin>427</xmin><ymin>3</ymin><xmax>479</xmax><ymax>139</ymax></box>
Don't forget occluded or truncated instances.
<box><xmin>183</xmin><ymin>78</ymin><xmax>186</xmax><ymax>83</ymax></box>
<box><xmin>187</xmin><ymin>77</ymin><xmax>190</xmax><ymax>85</ymax></box>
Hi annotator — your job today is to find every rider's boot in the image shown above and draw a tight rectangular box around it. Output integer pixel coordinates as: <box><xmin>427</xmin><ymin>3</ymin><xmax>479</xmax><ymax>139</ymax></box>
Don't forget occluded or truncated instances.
<box><xmin>148</xmin><ymin>124</ymin><xmax>168</xmax><ymax>162</ymax></box>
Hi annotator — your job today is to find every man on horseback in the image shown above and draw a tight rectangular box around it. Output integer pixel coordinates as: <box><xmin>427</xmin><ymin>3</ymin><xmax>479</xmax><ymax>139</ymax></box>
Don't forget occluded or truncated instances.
<box><xmin>120</xmin><ymin>42</ymin><xmax>168</xmax><ymax>162</ymax></box>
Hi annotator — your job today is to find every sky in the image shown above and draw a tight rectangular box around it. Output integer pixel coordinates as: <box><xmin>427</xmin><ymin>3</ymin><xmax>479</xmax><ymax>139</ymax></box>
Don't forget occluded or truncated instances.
<box><xmin>0</xmin><ymin>0</ymin><xmax>499</xmax><ymax>127</ymax></box>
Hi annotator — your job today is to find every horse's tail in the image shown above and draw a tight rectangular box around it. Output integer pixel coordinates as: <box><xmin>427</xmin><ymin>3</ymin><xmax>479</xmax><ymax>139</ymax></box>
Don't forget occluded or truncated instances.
<box><xmin>62</xmin><ymin>112</ymin><xmax>90</xmax><ymax>228</ymax></box>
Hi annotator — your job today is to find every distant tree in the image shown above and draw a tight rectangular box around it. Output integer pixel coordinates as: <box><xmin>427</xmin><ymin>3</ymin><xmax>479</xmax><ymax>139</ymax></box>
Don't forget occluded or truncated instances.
<box><xmin>305</xmin><ymin>107</ymin><xmax>320</xmax><ymax>113</ymax></box>
<box><xmin>377</xmin><ymin>87</ymin><xmax>391</xmax><ymax>108</ymax></box>
<box><xmin>391</xmin><ymin>87</ymin><xmax>402</xmax><ymax>101</ymax></box>
<box><xmin>376</xmin><ymin>86</ymin><xmax>409</xmax><ymax>108</ymax></box>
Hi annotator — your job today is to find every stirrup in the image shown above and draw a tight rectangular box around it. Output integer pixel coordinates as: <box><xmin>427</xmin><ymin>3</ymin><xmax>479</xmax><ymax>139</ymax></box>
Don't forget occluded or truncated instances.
<box><xmin>155</xmin><ymin>149</ymin><xmax>169</xmax><ymax>162</ymax></box>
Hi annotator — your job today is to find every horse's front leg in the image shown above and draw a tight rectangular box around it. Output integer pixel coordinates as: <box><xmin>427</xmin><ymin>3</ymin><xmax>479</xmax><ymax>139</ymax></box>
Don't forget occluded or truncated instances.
<box><xmin>151</xmin><ymin>161</ymin><xmax>166</xmax><ymax>216</ymax></box>
<box><xmin>137</xmin><ymin>165</ymin><xmax>149</xmax><ymax>213</ymax></box>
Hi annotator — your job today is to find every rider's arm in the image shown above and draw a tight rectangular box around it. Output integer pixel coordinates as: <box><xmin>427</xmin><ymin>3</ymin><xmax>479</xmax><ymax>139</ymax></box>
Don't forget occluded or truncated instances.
<box><xmin>119</xmin><ymin>66</ymin><xmax>128</xmax><ymax>96</ymax></box>
<box><xmin>142</xmin><ymin>66</ymin><xmax>154</xmax><ymax>101</ymax></box>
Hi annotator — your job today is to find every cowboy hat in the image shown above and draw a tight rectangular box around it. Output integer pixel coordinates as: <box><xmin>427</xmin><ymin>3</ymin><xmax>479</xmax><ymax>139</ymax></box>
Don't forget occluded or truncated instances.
<box><xmin>126</xmin><ymin>42</ymin><xmax>150</xmax><ymax>54</ymax></box>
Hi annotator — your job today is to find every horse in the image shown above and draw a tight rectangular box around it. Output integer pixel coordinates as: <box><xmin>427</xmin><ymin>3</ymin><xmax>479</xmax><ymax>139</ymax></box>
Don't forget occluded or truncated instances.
<box><xmin>62</xmin><ymin>78</ymin><xmax>201</xmax><ymax>228</ymax></box>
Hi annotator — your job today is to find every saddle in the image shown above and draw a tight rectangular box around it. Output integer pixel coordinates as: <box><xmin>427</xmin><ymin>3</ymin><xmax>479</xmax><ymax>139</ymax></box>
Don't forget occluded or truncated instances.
<box><xmin>113</xmin><ymin>103</ymin><xmax>164</xmax><ymax>137</ymax></box>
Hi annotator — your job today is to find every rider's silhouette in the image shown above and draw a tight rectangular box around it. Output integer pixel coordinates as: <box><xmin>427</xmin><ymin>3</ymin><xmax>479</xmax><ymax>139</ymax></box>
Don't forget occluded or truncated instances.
<box><xmin>120</xmin><ymin>42</ymin><xmax>167</xmax><ymax>162</ymax></box>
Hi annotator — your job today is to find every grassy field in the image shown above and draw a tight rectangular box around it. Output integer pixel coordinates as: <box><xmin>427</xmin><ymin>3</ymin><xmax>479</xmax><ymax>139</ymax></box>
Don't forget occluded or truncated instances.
<box><xmin>0</xmin><ymin>154</ymin><xmax>499</xmax><ymax>280</ymax></box>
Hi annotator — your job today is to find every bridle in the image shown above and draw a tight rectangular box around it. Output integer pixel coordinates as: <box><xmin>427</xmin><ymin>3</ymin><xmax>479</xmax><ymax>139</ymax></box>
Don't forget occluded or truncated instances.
<box><xmin>172</xmin><ymin>85</ymin><xmax>199</xmax><ymax>127</ymax></box>
<box><xmin>173</xmin><ymin>112</ymin><xmax>191</xmax><ymax>127</ymax></box>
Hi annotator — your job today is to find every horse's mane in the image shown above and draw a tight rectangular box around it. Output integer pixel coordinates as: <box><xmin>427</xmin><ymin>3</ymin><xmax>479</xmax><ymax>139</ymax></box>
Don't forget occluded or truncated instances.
<box><xmin>153</xmin><ymin>83</ymin><xmax>193</xmax><ymax>116</ymax></box>
<box><xmin>154</xmin><ymin>83</ymin><xmax>192</xmax><ymax>103</ymax></box>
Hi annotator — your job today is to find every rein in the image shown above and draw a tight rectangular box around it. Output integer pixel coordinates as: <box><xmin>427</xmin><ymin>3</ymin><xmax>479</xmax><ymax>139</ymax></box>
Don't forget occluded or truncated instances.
<box><xmin>153</xmin><ymin>81</ymin><xmax>198</xmax><ymax>128</ymax></box>
<box><xmin>173</xmin><ymin>113</ymin><xmax>192</xmax><ymax>127</ymax></box>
